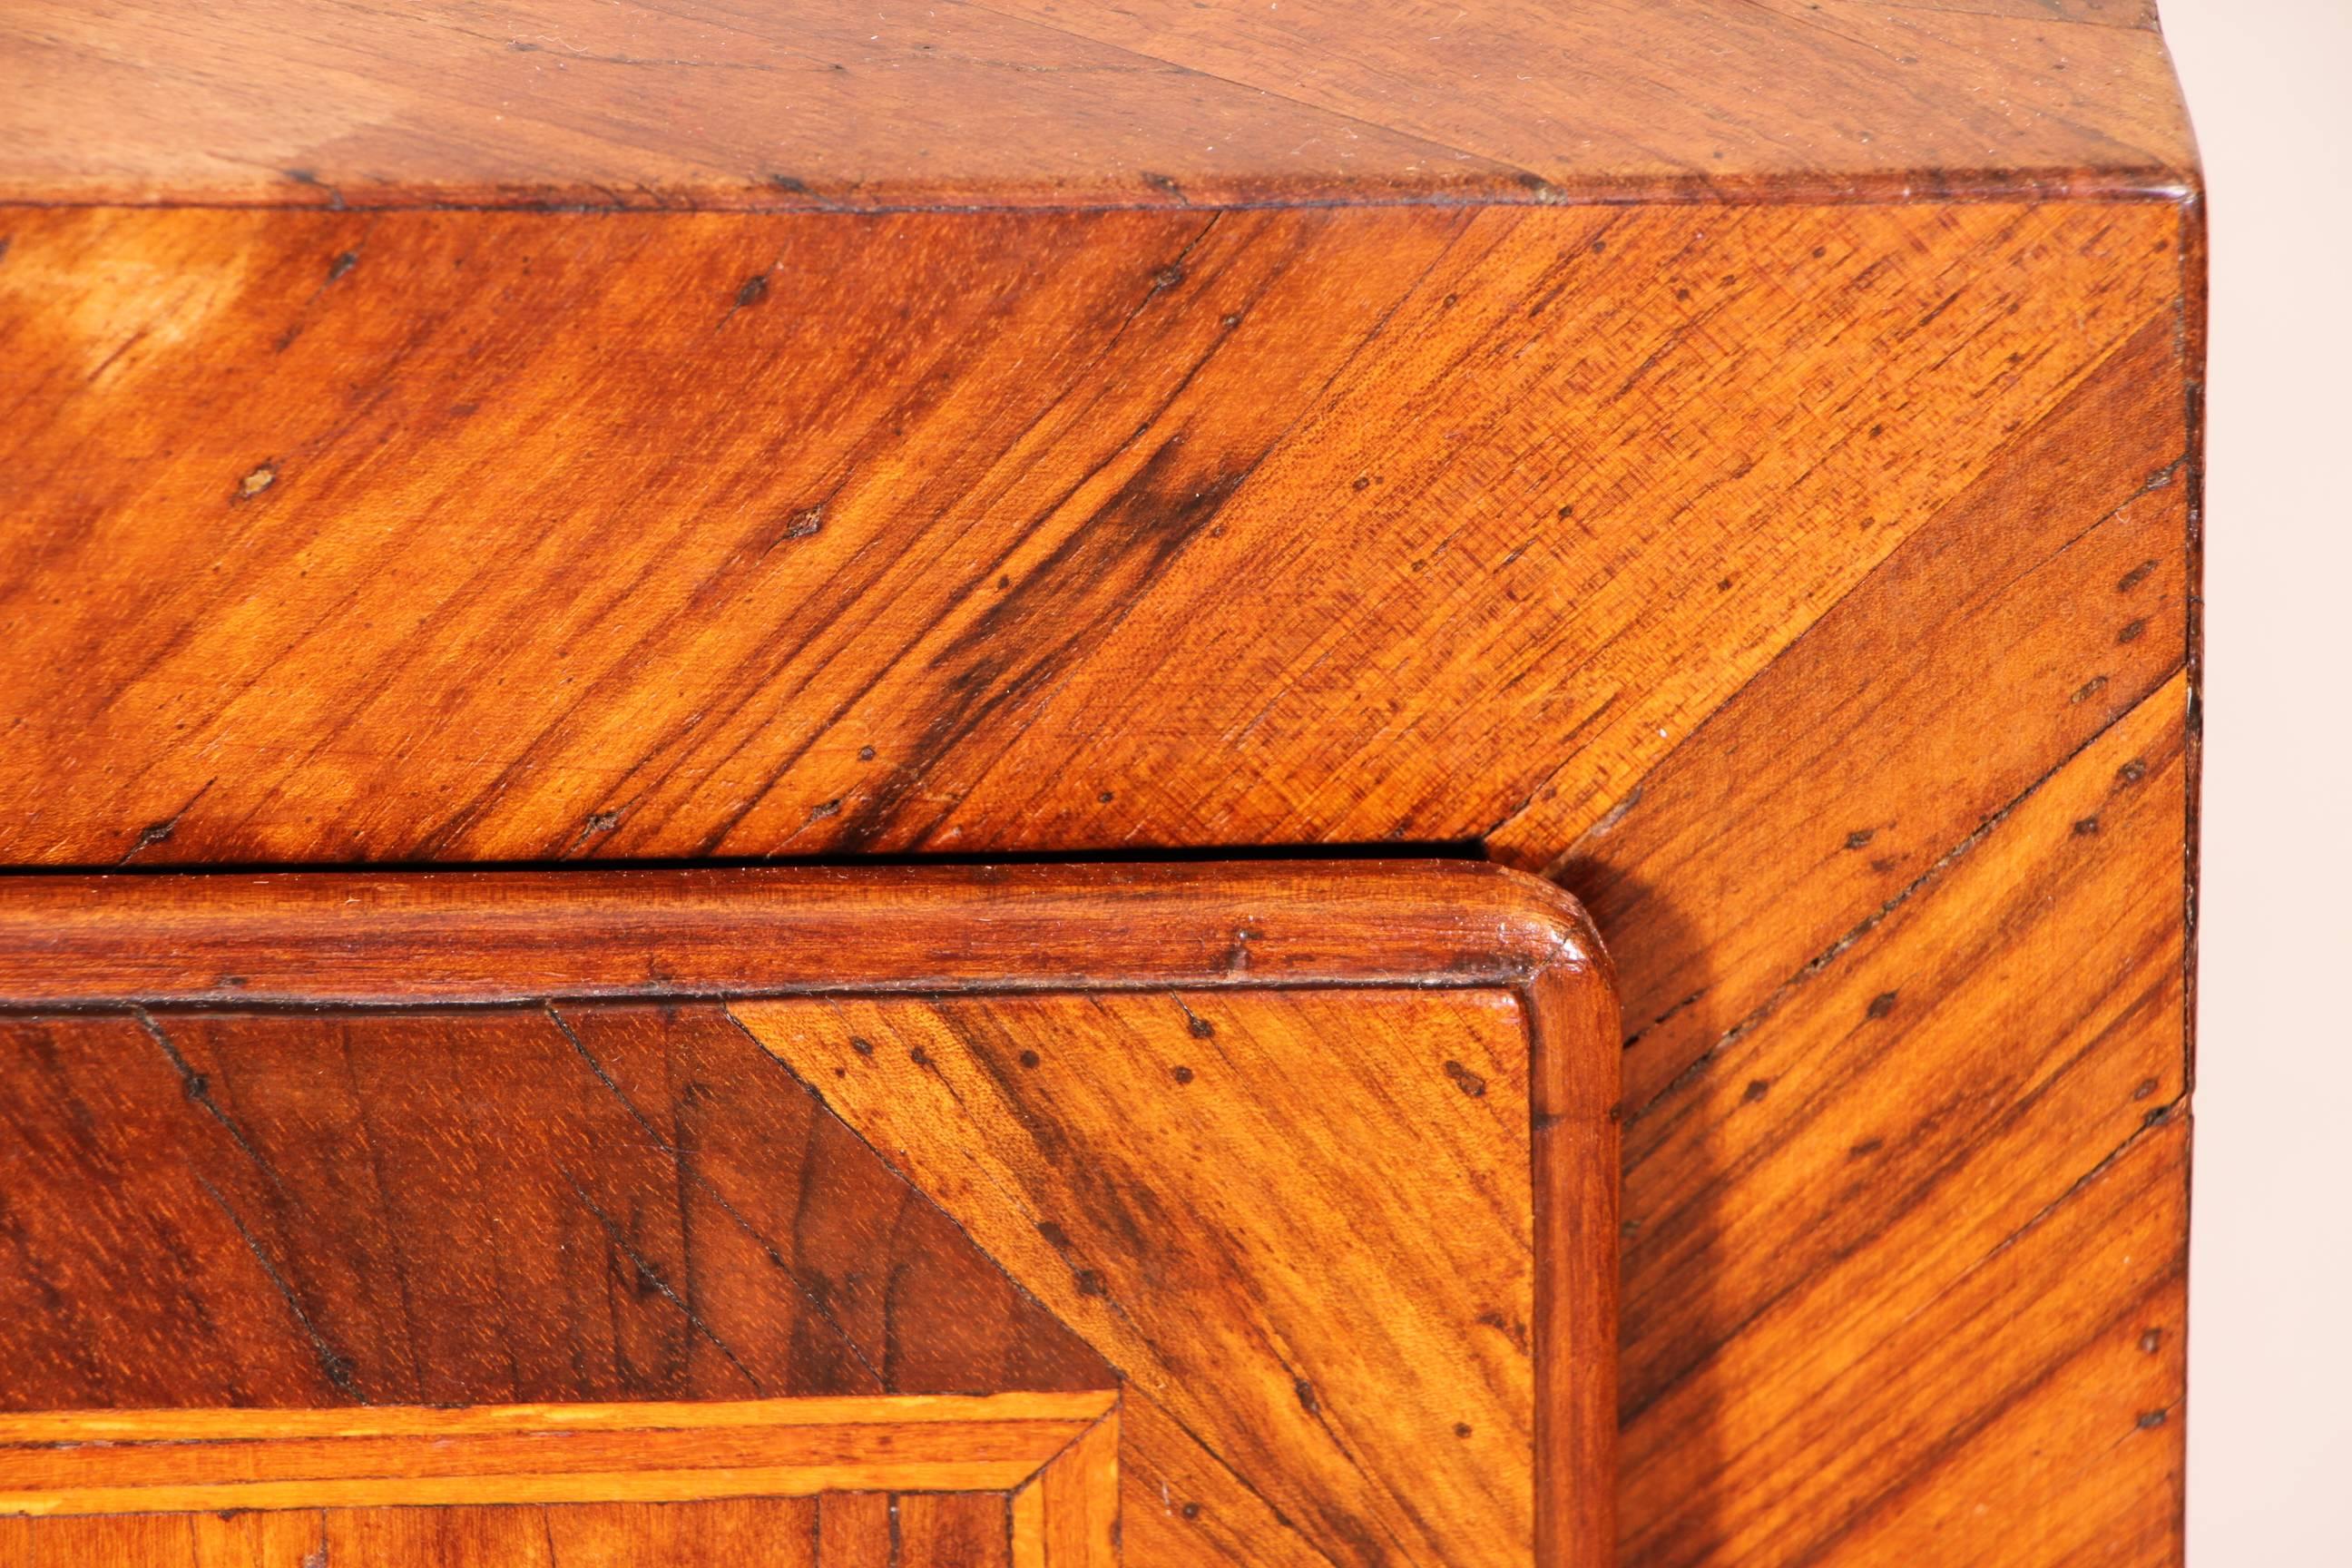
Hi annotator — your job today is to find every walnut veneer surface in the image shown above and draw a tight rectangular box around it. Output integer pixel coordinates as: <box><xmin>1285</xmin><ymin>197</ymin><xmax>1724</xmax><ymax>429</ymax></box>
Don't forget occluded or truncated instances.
<box><xmin>0</xmin><ymin>4</ymin><xmax>2200</xmax><ymax>1565</ymax></box>
<box><xmin>0</xmin><ymin>863</ymin><xmax>1616</xmax><ymax>1567</ymax></box>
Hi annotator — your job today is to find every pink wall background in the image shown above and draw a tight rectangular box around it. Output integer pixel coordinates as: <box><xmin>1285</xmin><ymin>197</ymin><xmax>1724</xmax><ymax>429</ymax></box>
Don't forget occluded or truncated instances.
<box><xmin>2160</xmin><ymin>1</ymin><xmax>2352</xmax><ymax>1559</ymax></box>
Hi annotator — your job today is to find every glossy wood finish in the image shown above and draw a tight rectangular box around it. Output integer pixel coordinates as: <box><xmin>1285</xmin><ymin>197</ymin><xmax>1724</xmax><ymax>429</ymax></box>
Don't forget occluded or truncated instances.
<box><xmin>0</xmin><ymin>863</ymin><xmax>1614</xmax><ymax>1568</ymax></box>
<box><xmin>0</xmin><ymin>1003</ymin><xmax>1110</xmax><ymax>1408</ymax></box>
<box><xmin>0</xmin><ymin>2</ymin><xmax>2202</xmax><ymax>1562</ymax></box>
<box><xmin>1618</xmin><ymin>676</ymin><xmax>2190</xmax><ymax>1565</ymax></box>
<box><xmin>0</xmin><ymin>1509</ymin><xmax>332</xmax><ymax>1568</ymax></box>
<box><xmin>740</xmin><ymin>987</ymin><xmax>1544</xmax><ymax>1568</ymax></box>
<box><xmin>0</xmin><ymin>201</ymin><xmax>2184</xmax><ymax>871</ymax></box>
<box><xmin>314</xmin><ymin>1497</ymin><xmax>826</xmax><ymax>1567</ymax></box>
<box><xmin>0</xmin><ymin>860</ymin><xmax>1602</xmax><ymax>1005</ymax></box>
<box><xmin>0</xmin><ymin>1409</ymin><xmax>1107</xmax><ymax>1567</ymax></box>
<box><xmin>0</xmin><ymin>1493</ymin><xmax>1054</xmax><ymax>1565</ymax></box>
<box><xmin>1014</xmin><ymin>1412</ymin><xmax>1121</xmax><ymax>1568</ymax></box>
<box><xmin>0</xmin><ymin>1394</ymin><xmax>1114</xmax><ymax>1514</ymax></box>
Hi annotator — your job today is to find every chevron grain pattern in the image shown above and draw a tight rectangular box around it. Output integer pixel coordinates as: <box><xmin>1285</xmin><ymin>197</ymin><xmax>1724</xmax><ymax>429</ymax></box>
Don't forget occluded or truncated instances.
<box><xmin>0</xmin><ymin>867</ymin><xmax>1608</xmax><ymax>1567</ymax></box>
<box><xmin>0</xmin><ymin>1004</ymin><xmax>1112</xmax><ymax>1409</ymax></box>
<box><xmin>735</xmin><ymin>986</ymin><xmax>1547</xmax><ymax>1568</ymax></box>
<box><xmin>1616</xmin><ymin>676</ymin><xmax>2190</xmax><ymax>1566</ymax></box>
<box><xmin>1</xmin><ymin>201</ymin><xmax>2181</xmax><ymax>871</ymax></box>
<box><xmin>0</xmin><ymin>5</ymin><xmax>2199</xmax><ymax>1565</ymax></box>
<box><xmin>0</xmin><ymin>1004</ymin><xmax>1130</xmax><ymax>1564</ymax></box>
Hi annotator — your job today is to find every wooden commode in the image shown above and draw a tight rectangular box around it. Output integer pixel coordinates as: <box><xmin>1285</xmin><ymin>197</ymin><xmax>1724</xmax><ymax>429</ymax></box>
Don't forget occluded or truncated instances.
<box><xmin>0</xmin><ymin>4</ymin><xmax>2201</xmax><ymax>1565</ymax></box>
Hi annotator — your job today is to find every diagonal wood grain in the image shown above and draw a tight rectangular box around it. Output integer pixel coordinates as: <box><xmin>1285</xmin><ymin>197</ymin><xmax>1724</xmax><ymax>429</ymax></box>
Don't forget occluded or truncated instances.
<box><xmin>0</xmin><ymin>15</ymin><xmax>2201</xmax><ymax>1554</ymax></box>
<box><xmin>0</xmin><ymin>1004</ymin><xmax>1111</xmax><ymax>1409</ymax></box>
<box><xmin>0</xmin><ymin>202</ymin><xmax>2179</xmax><ymax>868</ymax></box>
<box><xmin>1014</xmin><ymin>1411</ymin><xmax>1121</xmax><ymax>1568</ymax></box>
<box><xmin>733</xmin><ymin>986</ymin><xmax>1543</xmax><ymax>1568</ymax></box>
<box><xmin>552</xmin><ymin>1004</ymin><xmax>1109</xmax><ymax>1397</ymax></box>
<box><xmin>1530</xmin><ymin>298</ymin><xmax>2193</xmax><ymax>1111</ymax></box>
<box><xmin>1616</xmin><ymin>677</ymin><xmax>2189</xmax><ymax>1567</ymax></box>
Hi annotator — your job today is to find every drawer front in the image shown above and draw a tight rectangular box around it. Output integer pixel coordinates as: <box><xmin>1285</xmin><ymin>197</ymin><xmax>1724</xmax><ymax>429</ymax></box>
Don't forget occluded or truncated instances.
<box><xmin>0</xmin><ymin>861</ymin><xmax>1616</xmax><ymax>1568</ymax></box>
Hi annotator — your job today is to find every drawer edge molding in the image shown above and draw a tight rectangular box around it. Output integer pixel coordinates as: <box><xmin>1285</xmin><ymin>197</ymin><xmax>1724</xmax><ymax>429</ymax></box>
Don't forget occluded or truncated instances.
<box><xmin>0</xmin><ymin>859</ymin><xmax>1606</xmax><ymax>1008</ymax></box>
